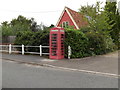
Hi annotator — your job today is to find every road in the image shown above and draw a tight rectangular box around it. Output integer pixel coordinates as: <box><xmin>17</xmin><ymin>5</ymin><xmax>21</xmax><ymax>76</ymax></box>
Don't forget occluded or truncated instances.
<box><xmin>2</xmin><ymin>60</ymin><xmax>118</xmax><ymax>88</ymax></box>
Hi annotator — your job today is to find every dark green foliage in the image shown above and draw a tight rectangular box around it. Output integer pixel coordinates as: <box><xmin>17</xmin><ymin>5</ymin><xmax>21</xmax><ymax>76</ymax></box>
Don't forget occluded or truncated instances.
<box><xmin>14</xmin><ymin>31</ymin><xmax>34</xmax><ymax>51</ymax></box>
<box><xmin>1</xmin><ymin>21</ymin><xmax>13</xmax><ymax>37</ymax></box>
<box><xmin>49</xmin><ymin>24</ymin><xmax>55</xmax><ymax>28</ymax></box>
<box><xmin>64</xmin><ymin>28</ymin><xmax>89</xmax><ymax>58</ymax></box>
<box><xmin>10</xmin><ymin>15</ymin><xmax>39</xmax><ymax>32</ymax></box>
<box><xmin>29</xmin><ymin>29</ymin><xmax>49</xmax><ymax>52</ymax></box>
<box><xmin>64</xmin><ymin>27</ymin><xmax>116</xmax><ymax>58</ymax></box>
<box><xmin>80</xmin><ymin>26</ymin><xmax>117</xmax><ymax>55</ymax></box>
<box><xmin>30</xmin><ymin>30</ymin><xmax>49</xmax><ymax>46</ymax></box>
<box><xmin>104</xmin><ymin>1</ymin><xmax>120</xmax><ymax>48</ymax></box>
<box><xmin>13</xmin><ymin>19</ymin><xmax>53</xmax><ymax>53</ymax></box>
<box><xmin>14</xmin><ymin>29</ymin><xmax>49</xmax><ymax>52</ymax></box>
<box><xmin>14</xmin><ymin>26</ymin><xmax>117</xmax><ymax>58</ymax></box>
<box><xmin>1</xmin><ymin>15</ymin><xmax>40</xmax><ymax>38</ymax></box>
<box><xmin>15</xmin><ymin>31</ymin><xmax>33</xmax><ymax>45</ymax></box>
<box><xmin>85</xmin><ymin>31</ymin><xmax>117</xmax><ymax>55</ymax></box>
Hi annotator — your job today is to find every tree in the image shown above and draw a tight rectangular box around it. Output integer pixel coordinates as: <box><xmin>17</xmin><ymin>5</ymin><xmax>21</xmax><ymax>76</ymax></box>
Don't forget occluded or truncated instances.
<box><xmin>30</xmin><ymin>18</ymin><xmax>39</xmax><ymax>32</ymax></box>
<box><xmin>79</xmin><ymin>3</ymin><xmax>97</xmax><ymax>19</ymax></box>
<box><xmin>10</xmin><ymin>15</ymin><xmax>32</xmax><ymax>33</ymax></box>
<box><xmin>1</xmin><ymin>21</ymin><xmax>13</xmax><ymax>37</ymax></box>
<box><xmin>79</xmin><ymin>2</ymin><xmax>112</xmax><ymax>34</ymax></box>
<box><xmin>49</xmin><ymin>24</ymin><xmax>55</xmax><ymax>28</ymax></box>
<box><xmin>1</xmin><ymin>15</ymin><xmax>40</xmax><ymax>37</ymax></box>
<box><xmin>104</xmin><ymin>1</ymin><xmax>120</xmax><ymax>47</ymax></box>
<box><xmin>78</xmin><ymin>2</ymin><xmax>117</xmax><ymax>55</ymax></box>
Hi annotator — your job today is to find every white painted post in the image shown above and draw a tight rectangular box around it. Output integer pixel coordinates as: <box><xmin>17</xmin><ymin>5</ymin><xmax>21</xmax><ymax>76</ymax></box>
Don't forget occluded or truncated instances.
<box><xmin>22</xmin><ymin>44</ymin><xmax>24</xmax><ymax>55</ymax></box>
<box><xmin>68</xmin><ymin>46</ymin><xmax>71</xmax><ymax>59</ymax></box>
<box><xmin>40</xmin><ymin>45</ymin><xmax>42</xmax><ymax>56</ymax></box>
<box><xmin>9</xmin><ymin>44</ymin><xmax>12</xmax><ymax>54</ymax></box>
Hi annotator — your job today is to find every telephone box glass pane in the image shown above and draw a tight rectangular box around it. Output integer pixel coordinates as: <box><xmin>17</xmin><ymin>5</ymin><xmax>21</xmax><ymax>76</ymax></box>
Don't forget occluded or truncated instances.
<box><xmin>52</xmin><ymin>45</ymin><xmax>57</xmax><ymax>47</ymax></box>
<box><xmin>52</xmin><ymin>34</ymin><xmax>57</xmax><ymax>36</ymax></box>
<box><xmin>52</xmin><ymin>37</ymin><xmax>57</xmax><ymax>39</ymax></box>
<box><xmin>52</xmin><ymin>53</ymin><xmax>57</xmax><ymax>56</ymax></box>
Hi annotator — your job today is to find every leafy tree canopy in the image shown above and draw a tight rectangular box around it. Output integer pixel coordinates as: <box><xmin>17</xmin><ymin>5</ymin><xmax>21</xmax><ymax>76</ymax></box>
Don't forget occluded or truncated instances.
<box><xmin>1</xmin><ymin>15</ymin><xmax>55</xmax><ymax>37</ymax></box>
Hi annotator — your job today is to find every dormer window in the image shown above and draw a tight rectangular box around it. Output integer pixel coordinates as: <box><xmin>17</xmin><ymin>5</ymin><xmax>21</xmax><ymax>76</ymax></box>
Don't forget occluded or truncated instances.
<box><xmin>62</xmin><ymin>21</ymin><xmax>69</xmax><ymax>28</ymax></box>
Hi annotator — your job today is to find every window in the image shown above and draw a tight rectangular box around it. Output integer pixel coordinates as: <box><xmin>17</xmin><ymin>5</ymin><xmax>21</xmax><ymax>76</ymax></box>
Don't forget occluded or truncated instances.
<box><xmin>62</xmin><ymin>21</ymin><xmax>69</xmax><ymax>28</ymax></box>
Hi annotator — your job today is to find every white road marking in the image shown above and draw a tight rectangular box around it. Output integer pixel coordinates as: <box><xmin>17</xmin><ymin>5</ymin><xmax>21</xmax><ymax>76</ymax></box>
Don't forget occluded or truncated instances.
<box><xmin>3</xmin><ymin>58</ymin><xmax>119</xmax><ymax>78</ymax></box>
<box><xmin>41</xmin><ymin>59</ymin><xmax>57</xmax><ymax>62</ymax></box>
<box><xmin>44</xmin><ymin>64</ymin><xmax>119</xmax><ymax>78</ymax></box>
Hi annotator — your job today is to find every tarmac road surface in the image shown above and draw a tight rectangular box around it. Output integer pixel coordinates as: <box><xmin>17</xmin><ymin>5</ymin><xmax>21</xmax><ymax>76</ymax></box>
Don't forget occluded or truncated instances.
<box><xmin>2</xmin><ymin>60</ymin><xmax>118</xmax><ymax>88</ymax></box>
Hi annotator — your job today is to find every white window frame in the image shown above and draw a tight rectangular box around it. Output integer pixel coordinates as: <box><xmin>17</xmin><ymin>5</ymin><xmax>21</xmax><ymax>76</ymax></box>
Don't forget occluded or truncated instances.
<box><xmin>62</xmin><ymin>21</ymin><xmax>69</xmax><ymax>28</ymax></box>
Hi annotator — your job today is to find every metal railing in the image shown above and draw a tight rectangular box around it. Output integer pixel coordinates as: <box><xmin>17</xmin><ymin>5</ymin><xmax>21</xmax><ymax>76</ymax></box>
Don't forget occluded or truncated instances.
<box><xmin>0</xmin><ymin>44</ymin><xmax>49</xmax><ymax>56</ymax></box>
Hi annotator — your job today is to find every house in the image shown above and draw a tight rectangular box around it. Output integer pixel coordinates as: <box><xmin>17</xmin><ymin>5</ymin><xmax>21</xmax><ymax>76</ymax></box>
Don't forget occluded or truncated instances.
<box><xmin>56</xmin><ymin>7</ymin><xmax>88</xmax><ymax>29</ymax></box>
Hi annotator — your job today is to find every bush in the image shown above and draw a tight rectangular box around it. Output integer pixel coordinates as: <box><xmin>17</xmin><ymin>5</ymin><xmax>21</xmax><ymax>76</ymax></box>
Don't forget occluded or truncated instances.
<box><xmin>29</xmin><ymin>30</ymin><xmax>49</xmax><ymax>52</ymax></box>
<box><xmin>64</xmin><ymin>27</ymin><xmax>117</xmax><ymax>58</ymax></box>
<box><xmin>14</xmin><ymin>27</ymin><xmax>117</xmax><ymax>58</ymax></box>
<box><xmin>64</xmin><ymin>28</ymin><xmax>90</xmax><ymax>58</ymax></box>
<box><xmin>15</xmin><ymin>31</ymin><xmax>33</xmax><ymax>45</ymax></box>
<box><xmin>14</xmin><ymin>31</ymin><xmax>34</xmax><ymax>51</ymax></box>
<box><xmin>14</xmin><ymin>30</ymin><xmax>49</xmax><ymax>52</ymax></box>
<box><xmin>85</xmin><ymin>31</ymin><xmax>117</xmax><ymax>55</ymax></box>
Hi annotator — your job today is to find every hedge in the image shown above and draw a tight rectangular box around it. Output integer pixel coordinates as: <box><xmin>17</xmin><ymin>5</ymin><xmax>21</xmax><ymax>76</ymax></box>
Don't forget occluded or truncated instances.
<box><xmin>64</xmin><ymin>28</ymin><xmax>90</xmax><ymax>58</ymax></box>
<box><xmin>14</xmin><ymin>28</ymin><xmax>116</xmax><ymax>58</ymax></box>
<box><xmin>85</xmin><ymin>31</ymin><xmax>117</xmax><ymax>55</ymax></box>
<box><xmin>14</xmin><ymin>30</ymin><xmax>49</xmax><ymax>52</ymax></box>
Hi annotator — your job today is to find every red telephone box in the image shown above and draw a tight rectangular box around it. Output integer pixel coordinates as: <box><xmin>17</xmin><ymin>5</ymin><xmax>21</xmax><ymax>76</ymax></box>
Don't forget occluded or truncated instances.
<box><xmin>49</xmin><ymin>27</ymin><xmax>65</xmax><ymax>59</ymax></box>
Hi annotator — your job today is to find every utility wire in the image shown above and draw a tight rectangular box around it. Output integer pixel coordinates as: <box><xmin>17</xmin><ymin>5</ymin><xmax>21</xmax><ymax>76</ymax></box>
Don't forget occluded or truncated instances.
<box><xmin>0</xmin><ymin>9</ymin><xmax>62</xmax><ymax>13</ymax></box>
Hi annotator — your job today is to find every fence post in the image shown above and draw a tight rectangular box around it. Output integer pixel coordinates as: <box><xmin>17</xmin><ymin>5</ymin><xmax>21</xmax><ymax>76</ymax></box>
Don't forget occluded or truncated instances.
<box><xmin>22</xmin><ymin>44</ymin><xmax>24</xmax><ymax>55</ymax></box>
<box><xmin>40</xmin><ymin>45</ymin><xmax>42</xmax><ymax>56</ymax></box>
<box><xmin>68</xmin><ymin>46</ymin><xmax>71</xmax><ymax>59</ymax></box>
<box><xmin>9</xmin><ymin>44</ymin><xmax>12</xmax><ymax>54</ymax></box>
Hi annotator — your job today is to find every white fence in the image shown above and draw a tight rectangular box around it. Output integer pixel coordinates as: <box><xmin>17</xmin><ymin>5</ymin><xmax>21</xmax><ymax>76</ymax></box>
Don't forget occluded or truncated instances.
<box><xmin>0</xmin><ymin>44</ymin><xmax>49</xmax><ymax>56</ymax></box>
<box><xmin>0</xmin><ymin>44</ymin><xmax>71</xmax><ymax>59</ymax></box>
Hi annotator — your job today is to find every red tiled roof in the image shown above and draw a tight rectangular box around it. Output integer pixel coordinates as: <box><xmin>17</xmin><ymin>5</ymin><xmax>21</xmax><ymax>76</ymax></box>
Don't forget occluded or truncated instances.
<box><xmin>66</xmin><ymin>7</ymin><xmax>88</xmax><ymax>29</ymax></box>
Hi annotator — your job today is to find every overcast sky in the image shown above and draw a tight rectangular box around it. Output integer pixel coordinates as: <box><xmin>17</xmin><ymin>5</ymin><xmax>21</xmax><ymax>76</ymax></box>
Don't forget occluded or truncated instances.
<box><xmin>0</xmin><ymin>0</ymin><xmax>119</xmax><ymax>26</ymax></box>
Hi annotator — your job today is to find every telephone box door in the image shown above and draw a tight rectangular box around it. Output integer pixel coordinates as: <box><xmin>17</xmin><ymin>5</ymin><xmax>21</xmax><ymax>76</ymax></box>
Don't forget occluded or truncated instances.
<box><xmin>49</xmin><ymin>27</ymin><xmax>65</xmax><ymax>59</ymax></box>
